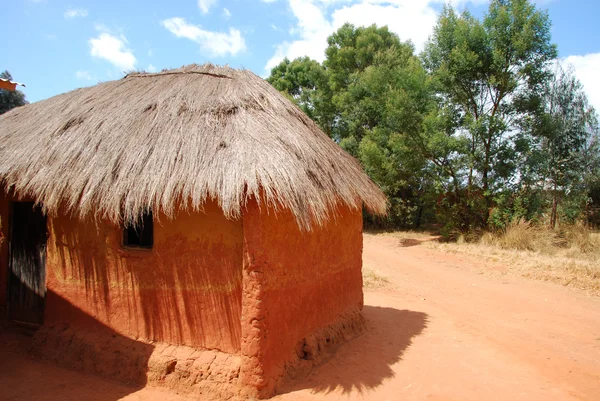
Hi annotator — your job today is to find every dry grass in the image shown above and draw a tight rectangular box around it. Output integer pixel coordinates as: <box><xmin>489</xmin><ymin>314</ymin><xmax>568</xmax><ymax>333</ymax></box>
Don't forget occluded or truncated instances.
<box><xmin>425</xmin><ymin>222</ymin><xmax>600</xmax><ymax>296</ymax></box>
<box><xmin>0</xmin><ymin>64</ymin><xmax>386</xmax><ymax>230</ymax></box>
<box><xmin>370</xmin><ymin>230</ymin><xmax>437</xmax><ymax>240</ymax></box>
<box><xmin>362</xmin><ymin>265</ymin><xmax>390</xmax><ymax>289</ymax></box>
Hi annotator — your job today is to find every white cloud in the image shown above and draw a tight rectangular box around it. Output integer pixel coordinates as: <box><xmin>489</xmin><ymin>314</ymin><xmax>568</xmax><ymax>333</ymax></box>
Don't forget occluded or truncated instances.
<box><xmin>264</xmin><ymin>0</ymin><xmax>488</xmax><ymax>73</ymax></box>
<box><xmin>64</xmin><ymin>8</ymin><xmax>88</xmax><ymax>18</ymax></box>
<box><xmin>198</xmin><ymin>0</ymin><xmax>218</xmax><ymax>14</ymax></box>
<box><xmin>332</xmin><ymin>2</ymin><xmax>437</xmax><ymax>50</ymax></box>
<box><xmin>75</xmin><ymin>70</ymin><xmax>93</xmax><ymax>80</ymax></box>
<box><xmin>161</xmin><ymin>17</ymin><xmax>246</xmax><ymax>57</ymax></box>
<box><xmin>94</xmin><ymin>22</ymin><xmax>110</xmax><ymax>32</ymax></box>
<box><xmin>147</xmin><ymin>64</ymin><xmax>157</xmax><ymax>72</ymax></box>
<box><xmin>223</xmin><ymin>7</ymin><xmax>231</xmax><ymax>19</ymax></box>
<box><xmin>89</xmin><ymin>33</ymin><xmax>136</xmax><ymax>70</ymax></box>
<box><xmin>565</xmin><ymin>53</ymin><xmax>600</xmax><ymax>113</ymax></box>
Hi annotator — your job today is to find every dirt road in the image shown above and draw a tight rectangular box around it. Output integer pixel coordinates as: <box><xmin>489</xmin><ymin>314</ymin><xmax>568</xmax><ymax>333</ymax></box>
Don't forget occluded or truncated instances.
<box><xmin>2</xmin><ymin>233</ymin><xmax>599</xmax><ymax>400</ymax></box>
<box><xmin>276</xmin><ymin>234</ymin><xmax>600</xmax><ymax>401</ymax></box>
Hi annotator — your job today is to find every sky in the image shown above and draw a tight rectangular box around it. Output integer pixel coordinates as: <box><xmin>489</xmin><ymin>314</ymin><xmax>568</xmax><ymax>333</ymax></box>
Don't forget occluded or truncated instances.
<box><xmin>3</xmin><ymin>0</ymin><xmax>600</xmax><ymax>112</ymax></box>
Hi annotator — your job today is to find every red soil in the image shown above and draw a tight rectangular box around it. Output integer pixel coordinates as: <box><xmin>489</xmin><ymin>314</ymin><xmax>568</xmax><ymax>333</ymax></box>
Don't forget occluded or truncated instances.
<box><xmin>2</xmin><ymin>233</ymin><xmax>600</xmax><ymax>401</ymax></box>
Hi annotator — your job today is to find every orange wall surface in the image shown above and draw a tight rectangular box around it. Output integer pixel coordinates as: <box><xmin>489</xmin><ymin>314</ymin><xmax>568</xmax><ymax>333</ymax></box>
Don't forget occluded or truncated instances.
<box><xmin>240</xmin><ymin>200</ymin><xmax>364</xmax><ymax>395</ymax></box>
<box><xmin>44</xmin><ymin>201</ymin><xmax>243</xmax><ymax>353</ymax></box>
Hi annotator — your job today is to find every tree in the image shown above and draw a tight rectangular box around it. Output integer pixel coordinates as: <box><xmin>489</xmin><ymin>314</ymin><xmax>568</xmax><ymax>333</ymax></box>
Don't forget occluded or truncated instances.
<box><xmin>0</xmin><ymin>71</ymin><xmax>27</xmax><ymax>115</ymax></box>
<box><xmin>323</xmin><ymin>23</ymin><xmax>415</xmax><ymax>147</ymax></box>
<box><xmin>533</xmin><ymin>64</ymin><xmax>600</xmax><ymax>227</ymax></box>
<box><xmin>323</xmin><ymin>24</ymin><xmax>438</xmax><ymax>227</ymax></box>
<box><xmin>356</xmin><ymin>55</ymin><xmax>438</xmax><ymax>227</ymax></box>
<box><xmin>267</xmin><ymin>25</ymin><xmax>437</xmax><ymax>228</ymax></box>
<box><xmin>266</xmin><ymin>8</ymin><xmax>597</xmax><ymax>232</ymax></box>
<box><xmin>421</xmin><ymin>0</ymin><xmax>557</xmax><ymax>229</ymax></box>
<box><xmin>266</xmin><ymin>57</ymin><xmax>333</xmax><ymax>133</ymax></box>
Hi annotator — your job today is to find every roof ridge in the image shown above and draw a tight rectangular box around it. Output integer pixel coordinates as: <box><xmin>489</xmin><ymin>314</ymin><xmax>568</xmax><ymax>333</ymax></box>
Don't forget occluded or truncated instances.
<box><xmin>125</xmin><ymin>71</ymin><xmax>233</xmax><ymax>80</ymax></box>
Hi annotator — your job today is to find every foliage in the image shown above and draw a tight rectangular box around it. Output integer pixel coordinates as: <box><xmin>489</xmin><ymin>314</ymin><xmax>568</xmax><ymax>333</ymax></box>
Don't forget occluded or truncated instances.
<box><xmin>522</xmin><ymin>64</ymin><xmax>600</xmax><ymax>227</ymax></box>
<box><xmin>268</xmin><ymin>24</ymin><xmax>438</xmax><ymax>228</ymax></box>
<box><xmin>421</xmin><ymin>0</ymin><xmax>557</xmax><ymax>230</ymax></box>
<box><xmin>266</xmin><ymin>0</ymin><xmax>600</xmax><ymax>234</ymax></box>
<box><xmin>488</xmin><ymin>189</ymin><xmax>545</xmax><ymax>229</ymax></box>
<box><xmin>266</xmin><ymin>57</ymin><xmax>332</xmax><ymax>134</ymax></box>
<box><xmin>0</xmin><ymin>71</ymin><xmax>27</xmax><ymax>115</ymax></box>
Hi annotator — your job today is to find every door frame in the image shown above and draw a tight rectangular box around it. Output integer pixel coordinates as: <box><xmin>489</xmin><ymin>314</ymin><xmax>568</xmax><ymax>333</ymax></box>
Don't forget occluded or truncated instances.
<box><xmin>4</xmin><ymin>201</ymin><xmax>14</xmax><ymax>320</ymax></box>
<box><xmin>7</xmin><ymin>201</ymin><xmax>48</xmax><ymax>326</ymax></box>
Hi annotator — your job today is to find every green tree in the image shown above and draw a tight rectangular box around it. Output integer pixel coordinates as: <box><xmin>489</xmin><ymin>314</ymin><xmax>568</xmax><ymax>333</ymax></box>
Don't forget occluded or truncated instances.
<box><xmin>267</xmin><ymin>24</ymin><xmax>437</xmax><ymax>227</ymax></box>
<box><xmin>0</xmin><ymin>71</ymin><xmax>27</xmax><ymax>115</ymax></box>
<box><xmin>355</xmin><ymin>50</ymin><xmax>439</xmax><ymax>227</ymax></box>
<box><xmin>421</xmin><ymin>0</ymin><xmax>557</xmax><ymax>229</ymax></box>
<box><xmin>324</xmin><ymin>24</ymin><xmax>437</xmax><ymax>227</ymax></box>
<box><xmin>586</xmin><ymin>153</ymin><xmax>600</xmax><ymax>227</ymax></box>
<box><xmin>533</xmin><ymin>65</ymin><xmax>600</xmax><ymax>227</ymax></box>
<box><xmin>324</xmin><ymin>24</ymin><xmax>415</xmax><ymax>147</ymax></box>
<box><xmin>266</xmin><ymin>57</ymin><xmax>334</xmax><ymax>134</ymax></box>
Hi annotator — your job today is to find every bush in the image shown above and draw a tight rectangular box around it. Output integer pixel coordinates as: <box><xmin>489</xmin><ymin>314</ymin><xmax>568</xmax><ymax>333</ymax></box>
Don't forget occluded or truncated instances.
<box><xmin>488</xmin><ymin>191</ymin><xmax>545</xmax><ymax>230</ymax></box>
<box><xmin>558</xmin><ymin>223</ymin><xmax>600</xmax><ymax>254</ymax></box>
<box><xmin>477</xmin><ymin>219</ymin><xmax>600</xmax><ymax>258</ymax></box>
<box><xmin>495</xmin><ymin>219</ymin><xmax>554</xmax><ymax>252</ymax></box>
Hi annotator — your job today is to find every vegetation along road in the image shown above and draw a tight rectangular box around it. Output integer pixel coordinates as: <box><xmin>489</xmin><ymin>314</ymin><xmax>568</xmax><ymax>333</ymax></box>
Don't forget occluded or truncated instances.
<box><xmin>2</xmin><ymin>232</ymin><xmax>599</xmax><ymax>401</ymax></box>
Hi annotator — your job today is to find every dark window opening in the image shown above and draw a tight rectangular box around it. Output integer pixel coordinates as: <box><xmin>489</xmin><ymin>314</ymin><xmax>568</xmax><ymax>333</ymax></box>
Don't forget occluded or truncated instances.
<box><xmin>123</xmin><ymin>211</ymin><xmax>153</xmax><ymax>249</ymax></box>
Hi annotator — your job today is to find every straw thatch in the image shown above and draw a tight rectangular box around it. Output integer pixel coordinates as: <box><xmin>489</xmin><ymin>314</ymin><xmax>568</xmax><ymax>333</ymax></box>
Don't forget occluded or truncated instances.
<box><xmin>0</xmin><ymin>64</ymin><xmax>386</xmax><ymax>229</ymax></box>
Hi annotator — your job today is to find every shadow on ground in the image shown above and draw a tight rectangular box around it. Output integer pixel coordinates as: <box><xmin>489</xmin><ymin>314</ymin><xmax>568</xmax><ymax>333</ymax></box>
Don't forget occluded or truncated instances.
<box><xmin>397</xmin><ymin>237</ymin><xmax>440</xmax><ymax>247</ymax></box>
<box><xmin>278</xmin><ymin>306</ymin><xmax>428</xmax><ymax>396</ymax></box>
<box><xmin>0</xmin><ymin>322</ymin><xmax>147</xmax><ymax>401</ymax></box>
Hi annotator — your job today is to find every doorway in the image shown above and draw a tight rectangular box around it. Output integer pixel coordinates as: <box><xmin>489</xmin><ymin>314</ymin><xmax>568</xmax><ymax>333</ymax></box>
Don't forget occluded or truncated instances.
<box><xmin>8</xmin><ymin>202</ymin><xmax>47</xmax><ymax>325</ymax></box>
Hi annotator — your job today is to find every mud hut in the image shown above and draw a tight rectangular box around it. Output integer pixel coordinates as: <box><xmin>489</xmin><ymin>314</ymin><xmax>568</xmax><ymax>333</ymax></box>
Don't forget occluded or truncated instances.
<box><xmin>0</xmin><ymin>77</ymin><xmax>25</xmax><ymax>91</ymax></box>
<box><xmin>0</xmin><ymin>64</ymin><xmax>386</xmax><ymax>398</ymax></box>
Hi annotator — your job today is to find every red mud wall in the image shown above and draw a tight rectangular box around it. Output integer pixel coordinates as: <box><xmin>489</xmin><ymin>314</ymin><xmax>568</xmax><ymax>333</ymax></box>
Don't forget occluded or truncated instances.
<box><xmin>240</xmin><ymin>200</ymin><xmax>364</xmax><ymax>396</ymax></box>
<box><xmin>44</xmin><ymin>201</ymin><xmax>243</xmax><ymax>353</ymax></box>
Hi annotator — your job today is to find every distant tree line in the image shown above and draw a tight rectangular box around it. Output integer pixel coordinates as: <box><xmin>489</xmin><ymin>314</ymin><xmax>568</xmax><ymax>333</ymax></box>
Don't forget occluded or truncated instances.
<box><xmin>267</xmin><ymin>0</ymin><xmax>600</xmax><ymax>236</ymax></box>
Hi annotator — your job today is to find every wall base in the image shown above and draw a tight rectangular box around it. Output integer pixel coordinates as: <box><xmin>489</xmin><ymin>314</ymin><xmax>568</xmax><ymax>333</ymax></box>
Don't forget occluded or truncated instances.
<box><xmin>32</xmin><ymin>324</ymin><xmax>244</xmax><ymax>400</ymax></box>
<box><xmin>275</xmin><ymin>306</ymin><xmax>366</xmax><ymax>396</ymax></box>
<box><xmin>31</xmin><ymin>308</ymin><xmax>365</xmax><ymax>400</ymax></box>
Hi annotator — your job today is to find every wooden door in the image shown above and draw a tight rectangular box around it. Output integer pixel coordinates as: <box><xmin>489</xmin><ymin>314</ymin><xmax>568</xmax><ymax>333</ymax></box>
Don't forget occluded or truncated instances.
<box><xmin>8</xmin><ymin>202</ymin><xmax>47</xmax><ymax>325</ymax></box>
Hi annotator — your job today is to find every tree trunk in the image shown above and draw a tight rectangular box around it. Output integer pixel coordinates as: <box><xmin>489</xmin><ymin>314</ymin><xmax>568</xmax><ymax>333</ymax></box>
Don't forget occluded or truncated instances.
<box><xmin>482</xmin><ymin>160</ymin><xmax>491</xmax><ymax>224</ymax></box>
<box><xmin>415</xmin><ymin>200</ymin><xmax>424</xmax><ymax>229</ymax></box>
<box><xmin>550</xmin><ymin>182</ymin><xmax>558</xmax><ymax>229</ymax></box>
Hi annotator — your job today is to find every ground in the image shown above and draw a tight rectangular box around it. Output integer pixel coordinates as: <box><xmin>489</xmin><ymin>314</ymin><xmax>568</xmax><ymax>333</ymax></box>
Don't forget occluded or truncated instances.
<box><xmin>1</xmin><ymin>233</ymin><xmax>599</xmax><ymax>401</ymax></box>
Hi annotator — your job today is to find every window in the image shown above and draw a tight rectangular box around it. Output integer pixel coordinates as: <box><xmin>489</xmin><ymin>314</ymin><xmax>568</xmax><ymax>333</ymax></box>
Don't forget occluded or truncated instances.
<box><xmin>123</xmin><ymin>211</ymin><xmax>153</xmax><ymax>249</ymax></box>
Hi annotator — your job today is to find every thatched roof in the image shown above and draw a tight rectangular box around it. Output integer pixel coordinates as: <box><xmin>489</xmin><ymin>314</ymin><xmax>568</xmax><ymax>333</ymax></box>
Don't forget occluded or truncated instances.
<box><xmin>0</xmin><ymin>64</ymin><xmax>386</xmax><ymax>229</ymax></box>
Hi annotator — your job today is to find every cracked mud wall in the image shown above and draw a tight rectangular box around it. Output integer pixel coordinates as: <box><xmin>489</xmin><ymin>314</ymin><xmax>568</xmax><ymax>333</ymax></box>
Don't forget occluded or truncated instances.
<box><xmin>240</xmin><ymin>198</ymin><xmax>364</xmax><ymax>398</ymax></box>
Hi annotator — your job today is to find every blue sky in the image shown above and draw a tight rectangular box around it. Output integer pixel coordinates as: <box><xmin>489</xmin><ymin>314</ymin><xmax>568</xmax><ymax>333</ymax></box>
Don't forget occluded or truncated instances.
<box><xmin>3</xmin><ymin>0</ymin><xmax>600</xmax><ymax>111</ymax></box>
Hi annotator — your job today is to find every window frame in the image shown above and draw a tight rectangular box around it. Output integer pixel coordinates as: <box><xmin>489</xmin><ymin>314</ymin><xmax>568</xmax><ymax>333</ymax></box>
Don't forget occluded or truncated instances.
<box><xmin>122</xmin><ymin>210</ymin><xmax>154</xmax><ymax>250</ymax></box>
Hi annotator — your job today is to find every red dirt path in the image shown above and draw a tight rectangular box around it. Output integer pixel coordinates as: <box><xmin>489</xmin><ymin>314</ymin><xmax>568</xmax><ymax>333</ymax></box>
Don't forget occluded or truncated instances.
<box><xmin>2</xmin><ymin>233</ymin><xmax>599</xmax><ymax>401</ymax></box>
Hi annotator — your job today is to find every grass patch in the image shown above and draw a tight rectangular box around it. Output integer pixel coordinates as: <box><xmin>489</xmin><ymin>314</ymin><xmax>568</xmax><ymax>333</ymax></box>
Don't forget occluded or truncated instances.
<box><xmin>424</xmin><ymin>222</ymin><xmax>600</xmax><ymax>296</ymax></box>
<box><xmin>362</xmin><ymin>265</ymin><xmax>390</xmax><ymax>289</ymax></box>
